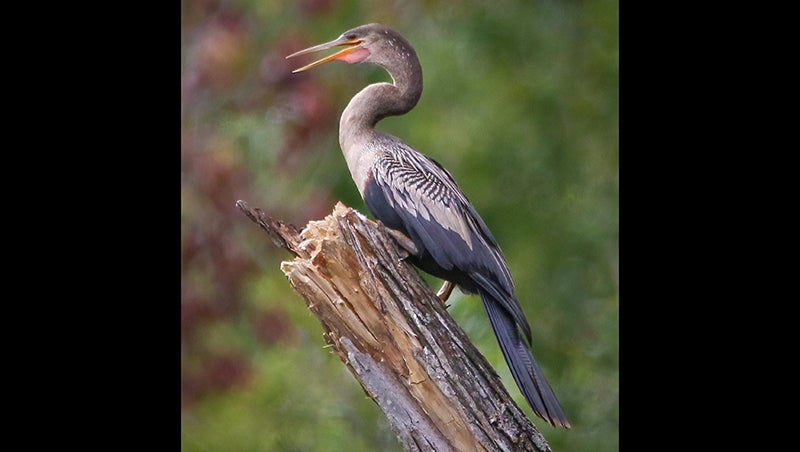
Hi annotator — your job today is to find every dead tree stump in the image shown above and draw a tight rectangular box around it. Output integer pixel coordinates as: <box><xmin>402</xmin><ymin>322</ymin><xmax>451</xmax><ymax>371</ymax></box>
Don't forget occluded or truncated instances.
<box><xmin>237</xmin><ymin>200</ymin><xmax>553</xmax><ymax>452</ymax></box>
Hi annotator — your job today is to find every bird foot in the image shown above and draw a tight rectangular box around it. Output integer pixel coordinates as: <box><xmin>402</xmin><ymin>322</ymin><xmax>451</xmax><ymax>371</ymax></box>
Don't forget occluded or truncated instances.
<box><xmin>436</xmin><ymin>281</ymin><xmax>455</xmax><ymax>308</ymax></box>
<box><xmin>382</xmin><ymin>224</ymin><xmax>419</xmax><ymax>256</ymax></box>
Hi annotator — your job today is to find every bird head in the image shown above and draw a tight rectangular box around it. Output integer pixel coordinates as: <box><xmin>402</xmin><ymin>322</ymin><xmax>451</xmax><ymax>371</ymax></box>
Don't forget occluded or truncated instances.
<box><xmin>286</xmin><ymin>23</ymin><xmax>413</xmax><ymax>73</ymax></box>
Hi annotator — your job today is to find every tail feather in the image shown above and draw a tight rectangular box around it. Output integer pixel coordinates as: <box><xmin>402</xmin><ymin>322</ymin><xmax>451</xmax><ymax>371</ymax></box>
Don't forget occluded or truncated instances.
<box><xmin>480</xmin><ymin>288</ymin><xmax>571</xmax><ymax>428</ymax></box>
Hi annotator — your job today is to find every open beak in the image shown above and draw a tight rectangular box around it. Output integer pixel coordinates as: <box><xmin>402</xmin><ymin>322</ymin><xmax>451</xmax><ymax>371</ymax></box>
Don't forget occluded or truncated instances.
<box><xmin>285</xmin><ymin>35</ymin><xmax>364</xmax><ymax>73</ymax></box>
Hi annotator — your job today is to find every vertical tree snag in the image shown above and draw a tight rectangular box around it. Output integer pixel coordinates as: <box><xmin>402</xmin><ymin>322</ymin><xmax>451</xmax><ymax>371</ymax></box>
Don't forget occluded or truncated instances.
<box><xmin>237</xmin><ymin>200</ymin><xmax>553</xmax><ymax>452</ymax></box>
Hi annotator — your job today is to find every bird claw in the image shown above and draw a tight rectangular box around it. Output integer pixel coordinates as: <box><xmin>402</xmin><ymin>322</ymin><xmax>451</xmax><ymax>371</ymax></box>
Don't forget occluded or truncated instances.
<box><xmin>436</xmin><ymin>281</ymin><xmax>455</xmax><ymax>306</ymax></box>
<box><xmin>382</xmin><ymin>224</ymin><xmax>419</xmax><ymax>256</ymax></box>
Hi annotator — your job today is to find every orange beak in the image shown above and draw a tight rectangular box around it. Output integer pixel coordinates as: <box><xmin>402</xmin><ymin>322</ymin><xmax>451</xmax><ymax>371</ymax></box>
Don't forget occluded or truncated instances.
<box><xmin>285</xmin><ymin>35</ymin><xmax>365</xmax><ymax>73</ymax></box>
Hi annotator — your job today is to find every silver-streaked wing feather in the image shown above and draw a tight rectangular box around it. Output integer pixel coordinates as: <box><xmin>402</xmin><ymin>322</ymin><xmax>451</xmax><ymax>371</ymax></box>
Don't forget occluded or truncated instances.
<box><xmin>371</xmin><ymin>141</ymin><xmax>532</xmax><ymax>341</ymax></box>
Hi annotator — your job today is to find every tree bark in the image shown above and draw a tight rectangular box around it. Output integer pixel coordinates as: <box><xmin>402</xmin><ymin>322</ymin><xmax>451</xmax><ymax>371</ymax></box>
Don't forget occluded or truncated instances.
<box><xmin>237</xmin><ymin>200</ymin><xmax>553</xmax><ymax>452</ymax></box>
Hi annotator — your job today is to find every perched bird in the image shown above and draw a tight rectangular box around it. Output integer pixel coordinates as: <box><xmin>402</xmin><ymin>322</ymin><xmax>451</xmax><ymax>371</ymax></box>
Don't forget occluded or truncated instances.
<box><xmin>286</xmin><ymin>23</ymin><xmax>570</xmax><ymax>428</ymax></box>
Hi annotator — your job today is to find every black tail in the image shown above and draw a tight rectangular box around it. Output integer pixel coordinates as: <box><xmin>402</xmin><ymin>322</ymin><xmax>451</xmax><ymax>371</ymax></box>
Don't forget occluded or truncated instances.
<box><xmin>479</xmin><ymin>287</ymin><xmax>571</xmax><ymax>428</ymax></box>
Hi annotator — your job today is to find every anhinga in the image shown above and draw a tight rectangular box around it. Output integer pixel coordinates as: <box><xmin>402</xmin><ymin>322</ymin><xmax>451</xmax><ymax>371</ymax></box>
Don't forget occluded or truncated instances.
<box><xmin>287</xmin><ymin>23</ymin><xmax>570</xmax><ymax>428</ymax></box>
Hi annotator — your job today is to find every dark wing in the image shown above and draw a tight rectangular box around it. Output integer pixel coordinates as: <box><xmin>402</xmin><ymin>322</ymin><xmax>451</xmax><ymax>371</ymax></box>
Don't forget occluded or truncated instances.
<box><xmin>371</xmin><ymin>141</ymin><xmax>532</xmax><ymax>341</ymax></box>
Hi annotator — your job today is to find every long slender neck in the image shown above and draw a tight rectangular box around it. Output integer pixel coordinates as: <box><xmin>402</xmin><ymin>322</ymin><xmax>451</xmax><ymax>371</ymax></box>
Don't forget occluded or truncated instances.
<box><xmin>339</xmin><ymin>48</ymin><xmax>423</xmax><ymax>153</ymax></box>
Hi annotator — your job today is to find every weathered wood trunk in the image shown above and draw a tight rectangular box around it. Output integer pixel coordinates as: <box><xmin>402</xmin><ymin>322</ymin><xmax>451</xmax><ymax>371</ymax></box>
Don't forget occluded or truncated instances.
<box><xmin>237</xmin><ymin>200</ymin><xmax>552</xmax><ymax>452</ymax></box>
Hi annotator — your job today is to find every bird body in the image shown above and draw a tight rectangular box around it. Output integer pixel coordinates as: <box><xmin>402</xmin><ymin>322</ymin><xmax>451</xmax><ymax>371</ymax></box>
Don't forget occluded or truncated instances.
<box><xmin>287</xmin><ymin>23</ymin><xmax>570</xmax><ymax>428</ymax></box>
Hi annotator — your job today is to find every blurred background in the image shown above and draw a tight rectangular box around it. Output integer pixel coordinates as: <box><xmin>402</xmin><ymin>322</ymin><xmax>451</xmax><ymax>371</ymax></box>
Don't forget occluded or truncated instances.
<box><xmin>181</xmin><ymin>0</ymin><xmax>618</xmax><ymax>450</ymax></box>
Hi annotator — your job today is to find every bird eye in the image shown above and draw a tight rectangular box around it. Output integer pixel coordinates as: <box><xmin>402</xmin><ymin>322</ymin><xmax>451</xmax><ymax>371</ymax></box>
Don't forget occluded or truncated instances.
<box><xmin>346</xmin><ymin>33</ymin><xmax>357</xmax><ymax>40</ymax></box>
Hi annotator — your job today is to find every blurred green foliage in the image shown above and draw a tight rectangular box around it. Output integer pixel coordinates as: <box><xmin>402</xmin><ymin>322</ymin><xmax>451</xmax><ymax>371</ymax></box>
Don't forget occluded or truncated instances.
<box><xmin>181</xmin><ymin>0</ymin><xmax>617</xmax><ymax>450</ymax></box>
